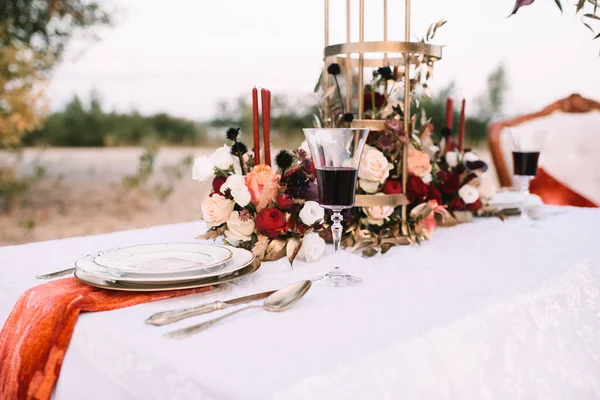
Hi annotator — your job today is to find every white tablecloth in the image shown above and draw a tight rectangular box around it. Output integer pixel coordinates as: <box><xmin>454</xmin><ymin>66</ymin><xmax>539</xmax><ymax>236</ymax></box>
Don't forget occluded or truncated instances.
<box><xmin>1</xmin><ymin>206</ymin><xmax>600</xmax><ymax>400</ymax></box>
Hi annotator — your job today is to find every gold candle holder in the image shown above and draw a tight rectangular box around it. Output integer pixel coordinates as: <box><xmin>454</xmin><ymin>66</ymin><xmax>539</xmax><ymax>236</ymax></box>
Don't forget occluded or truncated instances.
<box><xmin>322</xmin><ymin>0</ymin><xmax>443</xmax><ymax>219</ymax></box>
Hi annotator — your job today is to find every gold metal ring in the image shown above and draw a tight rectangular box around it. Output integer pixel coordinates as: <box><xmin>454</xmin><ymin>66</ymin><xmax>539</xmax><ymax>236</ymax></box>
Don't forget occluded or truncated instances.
<box><xmin>351</xmin><ymin>119</ymin><xmax>387</xmax><ymax>131</ymax></box>
<box><xmin>325</xmin><ymin>41</ymin><xmax>442</xmax><ymax>60</ymax></box>
<box><xmin>354</xmin><ymin>194</ymin><xmax>409</xmax><ymax>207</ymax></box>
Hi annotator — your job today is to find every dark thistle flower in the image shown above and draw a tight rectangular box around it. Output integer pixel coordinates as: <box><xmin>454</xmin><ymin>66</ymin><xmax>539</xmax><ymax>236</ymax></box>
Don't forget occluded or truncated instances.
<box><xmin>230</xmin><ymin>141</ymin><xmax>248</xmax><ymax>156</ymax></box>
<box><xmin>275</xmin><ymin>150</ymin><xmax>294</xmax><ymax>171</ymax></box>
<box><xmin>392</xmin><ymin>105</ymin><xmax>403</xmax><ymax>117</ymax></box>
<box><xmin>327</xmin><ymin>63</ymin><xmax>341</xmax><ymax>75</ymax></box>
<box><xmin>222</xmin><ymin>187</ymin><xmax>233</xmax><ymax>200</ymax></box>
<box><xmin>377</xmin><ymin>67</ymin><xmax>394</xmax><ymax>81</ymax></box>
<box><xmin>226</xmin><ymin>127</ymin><xmax>240</xmax><ymax>141</ymax></box>
<box><xmin>343</xmin><ymin>113</ymin><xmax>354</xmax><ymax>123</ymax></box>
<box><xmin>285</xmin><ymin>169</ymin><xmax>310</xmax><ymax>197</ymax></box>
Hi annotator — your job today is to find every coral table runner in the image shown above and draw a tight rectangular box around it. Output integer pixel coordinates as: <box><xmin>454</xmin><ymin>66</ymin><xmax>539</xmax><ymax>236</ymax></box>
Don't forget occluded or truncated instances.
<box><xmin>0</xmin><ymin>278</ymin><xmax>211</xmax><ymax>400</ymax></box>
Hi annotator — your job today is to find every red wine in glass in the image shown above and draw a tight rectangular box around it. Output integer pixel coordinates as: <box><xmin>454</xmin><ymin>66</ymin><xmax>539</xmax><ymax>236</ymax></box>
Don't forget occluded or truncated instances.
<box><xmin>512</xmin><ymin>151</ymin><xmax>540</xmax><ymax>176</ymax></box>
<box><xmin>315</xmin><ymin>167</ymin><xmax>357</xmax><ymax>208</ymax></box>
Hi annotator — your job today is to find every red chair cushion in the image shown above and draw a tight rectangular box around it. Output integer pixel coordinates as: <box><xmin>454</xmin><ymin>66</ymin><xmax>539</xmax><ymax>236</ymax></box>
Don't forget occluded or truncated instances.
<box><xmin>530</xmin><ymin>168</ymin><xmax>598</xmax><ymax>208</ymax></box>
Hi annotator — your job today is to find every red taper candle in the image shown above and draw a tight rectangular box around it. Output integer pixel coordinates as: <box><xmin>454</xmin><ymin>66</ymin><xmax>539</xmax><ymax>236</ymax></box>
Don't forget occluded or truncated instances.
<box><xmin>445</xmin><ymin>98</ymin><xmax>454</xmax><ymax>130</ymax></box>
<box><xmin>261</xmin><ymin>89</ymin><xmax>271</xmax><ymax>167</ymax></box>
<box><xmin>458</xmin><ymin>98</ymin><xmax>466</xmax><ymax>152</ymax></box>
<box><xmin>252</xmin><ymin>88</ymin><xmax>260</xmax><ymax>165</ymax></box>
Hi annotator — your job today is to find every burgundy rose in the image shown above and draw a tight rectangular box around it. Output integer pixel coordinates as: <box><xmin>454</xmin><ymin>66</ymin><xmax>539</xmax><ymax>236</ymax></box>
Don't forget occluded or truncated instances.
<box><xmin>448</xmin><ymin>197</ymin><xmax>466</xmax><ymax>211</ymax></box>
<box><xmin>255</xmin><ymin>207</ymin><xmax>287</xmax><ymax>238</ymax></box>
<box><xmin>427</xmin><ymin>184</ymin><xmax>442</xmax><ymax>205</ymax></box>
<box><xmin>364</xmin><ymin>92</ymin><xmax>386</xmax><ymax>112</ymax></box>
<box><xmin>212</xmin><ymin>176</ymin><xmax>227</xmax><ymax>193</ymax></box>
<box><xmin>466</xmin><ymin>199</ymin><xmax>482</xmax><ymax>212</ymax></box>
<box><xmin>276</xmin><ymin>193</ymin><xmax>293</xmax><ymax>210</ymax></box>
<box><xmin>437</xmin><ymin>171</ymin><xmax>461</xmax><ymax>195</ymax></box>
<box><xmin>383</xmin><ymin>178</ymin><xmax>403</xmax><ymax>195</ymax></box>
<box><xmin>406</xmin><ymin>175</ymin><xmax>428</xmax><ymax>203</ymax></box>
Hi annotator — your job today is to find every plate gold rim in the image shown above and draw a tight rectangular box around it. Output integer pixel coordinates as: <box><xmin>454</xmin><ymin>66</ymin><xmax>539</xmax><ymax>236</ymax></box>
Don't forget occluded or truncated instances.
<box><xmin>74</xmin><ymin>258</ymin><xmax>261</xmax><ymax>292</ymax></box>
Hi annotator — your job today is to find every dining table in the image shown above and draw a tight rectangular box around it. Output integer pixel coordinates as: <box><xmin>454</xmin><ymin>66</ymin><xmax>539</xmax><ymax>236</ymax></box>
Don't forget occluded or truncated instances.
<box><xmin>1</xmin><ymin>205</ymin><xmax>600</xmax><ymax>399</ymax></box>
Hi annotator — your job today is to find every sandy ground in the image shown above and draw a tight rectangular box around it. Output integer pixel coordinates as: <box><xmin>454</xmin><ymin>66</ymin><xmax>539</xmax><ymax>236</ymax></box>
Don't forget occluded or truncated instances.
<box><xmin>1</xmin><ymin>146</ymin><xmax>500</xmax><ymax>247</ymax></box>
<box><xmin>1</xmin><ymin>147</ymin><xmax>212</xmax><ymax>246</ymax></box>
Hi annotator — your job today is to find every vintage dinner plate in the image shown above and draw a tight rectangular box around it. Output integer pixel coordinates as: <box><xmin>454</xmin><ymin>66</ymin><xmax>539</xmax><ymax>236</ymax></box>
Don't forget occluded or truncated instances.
<box><xmin>75</xmin><ymin>258</ymin><xmax>261</xmax><ymax>292</ymax></box>
<box><xmin>75</xmin><ymin>246</ymin><xmax>254</xmax><ymax>283</ymax></box>
<box><xmin>93</xmin><ymin>243</ymin><xmax>232</xmax><ymax>273</ymax></box>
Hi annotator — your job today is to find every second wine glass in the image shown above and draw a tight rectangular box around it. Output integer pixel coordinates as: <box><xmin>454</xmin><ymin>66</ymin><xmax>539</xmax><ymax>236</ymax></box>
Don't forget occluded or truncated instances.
<box><xmin>303</xmin><ymin>128</ymin><xmax>369</xmax><ymax>287</ymax></box>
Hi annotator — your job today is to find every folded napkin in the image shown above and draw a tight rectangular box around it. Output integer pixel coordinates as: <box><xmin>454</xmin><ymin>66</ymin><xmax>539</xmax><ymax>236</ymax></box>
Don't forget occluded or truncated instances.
<box><xmin>530</xmin><ymin>168</ymin><xmax>598</xmax><ymax>208</ymax></box>
<box><xmin>0</xmin><ymin>277</ymin><xmax>212</xmax><ymax>400</ymax></box>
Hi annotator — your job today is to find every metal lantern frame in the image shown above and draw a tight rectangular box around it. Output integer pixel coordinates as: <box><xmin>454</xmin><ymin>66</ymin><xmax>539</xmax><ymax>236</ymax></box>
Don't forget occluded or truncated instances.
<box><xmin>323</xmin><ymin>0</ymin><xmax>442</xmax><ymax>221</ymax></box>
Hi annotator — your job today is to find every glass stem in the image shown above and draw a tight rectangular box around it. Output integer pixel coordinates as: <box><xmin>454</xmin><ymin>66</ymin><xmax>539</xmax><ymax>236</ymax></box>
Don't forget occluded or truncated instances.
<box><xmin>517</xmin><ymin>175</ymin><xmax>531</xmax><ymax>222</ymax></box>
<box><xmin>331</xmin><ymin>210</ymin><xmax>343</xmax><ymax>272</ymax></box>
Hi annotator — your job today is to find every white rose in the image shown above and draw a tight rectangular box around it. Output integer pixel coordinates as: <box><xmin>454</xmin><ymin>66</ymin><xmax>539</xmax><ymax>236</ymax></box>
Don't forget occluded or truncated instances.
<box><xmin>358</xmin><ymin>145</ymin><xmax>393</xmax><ymax>183</ymax></box>
<box><xmin>421</xmin><ymin>172</ymin><xmax>433</xmax><ymax>184</ymax></box>
<box><xmin>192</xmin><ymin>156</ymin><xmax>214</xmax><ymax>182</ymax></box>
<box><xmin>445</xmin><ymin>151</ymin><xmax>459</xmax><ymax>168</ymax></box>
<box><xmin>224</xmin><ymin>211</ymin><xmax>255</xmax><ymax>243</ymax></box>
<box><xmin>201</xmin><ymin>194</ymin><xmax>234</xmax><ymax>227</ymax></box>
<box><xmin>463</xmin><ymin>152</ymin><xmax>479</xmax><ymax>163</ymax></box>
<box><xmin>358</xmin><ymin>178</ymin><xmax>380</xmax><ymax>194</ymax></box>
<box><xmin>297</xmin><ymin>233</ymin><xmax>326</xmax><ymax>263</ymax></box>
<box><xmin>363</xmin><ymin>196</ymin><xmax>394</xmax><ymax>226</ymax></box>
<box><xmin>458</xmin><ymin>184</ymin><xmax>480</xmax><ymax>205</ymax></box>
<box><xmin>211</xmin><ymin>145</ymin><xmax>234</xmax><ymax>170</ymax></box>
<box><xmin>299</xmin><ymin>140</ymin><xmax>311</xmax><ymax>158</ymax></box>
<box><xmin>299</xmin><ymin>201</ymin><xmax>325</xmax><ymax>226</ymax></box>
<box><xmin>221</xmin><ymin>174</ymin><xmax>251</xmax><ymax>207</ymax></box>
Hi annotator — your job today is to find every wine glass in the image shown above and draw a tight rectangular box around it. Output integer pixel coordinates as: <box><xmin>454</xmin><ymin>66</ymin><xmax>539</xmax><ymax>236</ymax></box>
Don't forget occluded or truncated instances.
<box><xmin>509</xmin><ymin>128</ymin><xmax>546</xmax><ymax>224</ymax></box>
<box><xmin>303</xmin><ymin>128</ymin><xmax>369</xmax><ymax>287</ymax></box>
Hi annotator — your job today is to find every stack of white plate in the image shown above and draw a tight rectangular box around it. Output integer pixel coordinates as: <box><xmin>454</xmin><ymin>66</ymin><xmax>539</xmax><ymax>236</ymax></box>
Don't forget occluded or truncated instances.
<box><xmin>74</xmin><ymin>243</ymin><xmax>257</xmax><ymax>291</ymax></box>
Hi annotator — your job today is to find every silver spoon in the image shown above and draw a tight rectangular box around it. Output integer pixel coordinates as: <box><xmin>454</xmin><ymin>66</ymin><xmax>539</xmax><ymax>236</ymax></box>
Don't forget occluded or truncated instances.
<box><xmin>165</xmin><ymin>280</ymin><xmax>312</xmax><ymax>338</ymax></box>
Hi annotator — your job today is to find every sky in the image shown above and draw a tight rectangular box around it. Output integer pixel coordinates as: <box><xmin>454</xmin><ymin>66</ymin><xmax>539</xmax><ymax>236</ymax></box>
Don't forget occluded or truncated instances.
<box><xmin>48</xmin><ymin>0</ymin><xmax>600</xmax><ymax>121</ymax></box>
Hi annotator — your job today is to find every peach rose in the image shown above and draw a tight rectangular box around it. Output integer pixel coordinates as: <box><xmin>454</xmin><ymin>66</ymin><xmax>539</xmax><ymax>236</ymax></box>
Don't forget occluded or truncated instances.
<box><xmin>201</xmin><ymin>193</ymin><xmax>234</xmax><ymax>227</ymax></box>
<box><xmin>407</xmin><ymin>150</ymin><xmax>432</xmax><ymax>178</ymax></box>
<box><xmin>363</xmin><ymin>195</ymin><xmax>394</xmax><ymax>226</ymax></box>
<box><xmin>358</xmin><ymin>144</ymin><xmax>393</xmax><ymax>184</ymax></box>
<box><xmin>245</xmin><ymin>164</ymin><xmax>280</xmax><ymax>211</ymax></box>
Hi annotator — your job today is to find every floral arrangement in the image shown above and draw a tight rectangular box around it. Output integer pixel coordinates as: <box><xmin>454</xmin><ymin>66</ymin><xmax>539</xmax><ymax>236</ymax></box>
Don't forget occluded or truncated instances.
<box><xmin>193</xmin><ymin>127</ymin><xmax>329</xmax><ymax>264</ymax></box>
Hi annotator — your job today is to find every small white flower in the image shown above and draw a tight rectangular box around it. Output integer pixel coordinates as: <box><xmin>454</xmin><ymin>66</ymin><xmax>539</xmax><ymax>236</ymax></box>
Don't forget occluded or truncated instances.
<box><xmin>299</xmin><ymin>201</ymin><xmax>325</xmax><ymax>226</ymax></box>
<box><xmin>463</xmin><ymin>152</ymin><xmax>479</xmax><ymax>163</ymax></box>
<box><xmin>299</xmin><ymin>140</ymin><xmax>311</xmax><ymax>158</ymax></box>
<box><xmin>421</xmin><ymin>172</ymin><xmax>433</xmax><ymax>184</ymax></box>
<box><xmin>458</xmin><ymin>184</ymin><xmax>480</xmax><ymax>205</ymax></box>
<box><xmin>221</xmin><ymin>174</ymin><xmax>251</xmax><ymax>207</ymax></box>
<box><xmin>445</xmin><ymin>151</ymin><xmax>459</xmax><ymax>168</ymax></box>
<box><xmin>225</xmin><ymin>211</ymin><xmax>255</xmax><ymax>243</ymax></box>
<box><xmin>211</xmin><ymin>145</ymin><xmax>234</xmax><ymax>170</ymax></box>
<box><xmin>358</xmin><ymin>178</ymin><xmax>380</xmax><ymax>194</ymax></box>
<box><xmin>297</xmin><ymin>233</ymin><xmax>326</xmax><ymax>263</ymax></box>
<box><xmin>192</xmin><ymin>156</ymin><xmax>215</xmax><ymax>182</ymax></box>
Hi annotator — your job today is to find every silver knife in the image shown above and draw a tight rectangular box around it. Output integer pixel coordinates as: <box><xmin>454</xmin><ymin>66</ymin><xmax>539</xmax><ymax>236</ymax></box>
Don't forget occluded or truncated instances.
<box><xmin>145</xmin><ymin>290</ymin><xmax>276</xmax><ymax>326</ymax></box>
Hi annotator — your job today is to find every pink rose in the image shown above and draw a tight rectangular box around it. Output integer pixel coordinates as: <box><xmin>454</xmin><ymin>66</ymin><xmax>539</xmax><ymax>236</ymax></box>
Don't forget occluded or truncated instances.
<box><xmin>407</xmin><ymin>150</ymin><xmax>432</xmax><ymax>178</ymax></box>
<box><xmin>245</xmin><ymin>164</ymin><xmax>280</xmax><ymax>211</ymax></box>
<box><xmin>201</xmin><ymin>193</ymin><xmax>234</xmax><ymax>227</ymax></box>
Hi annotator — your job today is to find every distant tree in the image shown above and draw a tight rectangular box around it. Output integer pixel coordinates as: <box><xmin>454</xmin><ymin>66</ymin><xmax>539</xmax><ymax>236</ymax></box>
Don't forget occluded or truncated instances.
<box><xmin>476</xmin><ymin>64</ymin><xmax>508</xmax><ymax>122</ymax></box>
<box><xmin>0</xmin><ymin>0</ymin><xmax>112</xmax><ymax>148</ymax></box>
